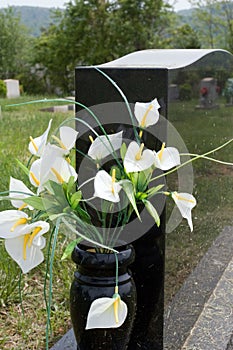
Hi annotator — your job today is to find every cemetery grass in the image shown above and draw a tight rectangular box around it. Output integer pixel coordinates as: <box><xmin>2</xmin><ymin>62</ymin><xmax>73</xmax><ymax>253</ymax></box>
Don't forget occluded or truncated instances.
<box><xmin>165</xmin><ymin>98</ymin><xmax>233</xmax><ymax>304</ymax></box>
<box><xmin>0</xmin><ymin>97</ymin><xmax>232</xmax><ymax>348</ymax></box>
<box><xmin>0</xmin><ymin>96</ymin><xmax>74</xmax><ymax>349</ymax></box>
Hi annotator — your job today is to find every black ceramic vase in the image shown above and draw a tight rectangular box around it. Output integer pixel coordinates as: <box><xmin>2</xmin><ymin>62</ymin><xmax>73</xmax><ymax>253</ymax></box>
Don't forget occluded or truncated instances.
<box><xmin>70</xmin><ymin>244</ymin><xmax>137</xmax><ymax>350</ymax></box>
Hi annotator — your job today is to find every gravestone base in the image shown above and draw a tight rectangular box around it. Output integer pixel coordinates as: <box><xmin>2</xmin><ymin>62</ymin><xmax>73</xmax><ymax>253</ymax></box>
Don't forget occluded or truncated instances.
<box><xmin>195</xmin><ymin>104</ymin><xmax>219</xmax><ymax>109</ymax></box>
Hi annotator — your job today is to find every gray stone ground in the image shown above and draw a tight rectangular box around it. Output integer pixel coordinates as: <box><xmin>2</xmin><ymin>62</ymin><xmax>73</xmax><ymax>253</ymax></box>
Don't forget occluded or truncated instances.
<box><xmin>51</xmin><ymin>226</ymin><xmax>233</xmax><ymax>350</ymax></box>
<box><xmin>50</xmin><ymin>329</ymin><xmax>76</xmax><ymax>350</ymax></box>
<box><xmin>164</xmin><ymin>226</ymin><xmax>233</xmax><ymax>350</ymax></box>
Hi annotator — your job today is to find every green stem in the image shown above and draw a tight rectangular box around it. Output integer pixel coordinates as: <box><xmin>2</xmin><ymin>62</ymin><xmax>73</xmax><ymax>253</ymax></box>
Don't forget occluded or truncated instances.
<box><xmin>45</xmin><ymin>219</ymin><xmax>60</xmax><ymax>350</ymax></box>
<box><xmin>43</xmin><ymin>227</ymin><xmax>55</xmax><ymax>343</ymax></box>
<box><xmin>78</xmin><ymin>177</ymin><xmax>95</xmax><ymax>190</ymax></box>
<box><xmin>150</xmin><ymin>138</ymin><xmax>233</xmax><ymax>183</ymax></box>
<box><xmin>0</xmin><ymin>190</ymin><xmax>34</xmax><ymax>201</ymax></box>
<box><xmin>94</xmin><ymin>67</ymin><xmax>140</xmax><ymax>144</ymax></box>
<box><xmin>26</xmin><ymin>154</ymin><xmax>34</xmax><ymax>168</ymax></box>
<box><xmin>180</xmin><ymin>153</ymin><xmax>233</xmax><ymax>166</ymax></box>
<box><xmin>62</xmin><ymin>215</ymin><xmax>118</xmax><ymax>253</ymax></box>
<box><xmin>114</xmin><ymin>252</ymin><xmax>119</xmax><ymax>289</ymax></box>
<box><xmin>7</xmin><ymin>98</ymin><xmax>123</xmax><ymax>169</ymax></box>
<box><xmin>18</xmin><ymin>270</ymin><xmax>24</xmax><ymax>317</ymax></box>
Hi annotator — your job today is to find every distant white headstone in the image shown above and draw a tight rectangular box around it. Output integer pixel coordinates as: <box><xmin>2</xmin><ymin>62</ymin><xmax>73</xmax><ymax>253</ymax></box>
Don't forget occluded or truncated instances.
<box><xmin>4</xmin><ymin>79</ymin><xmax>20</xmax><ymax>98</ymax></box>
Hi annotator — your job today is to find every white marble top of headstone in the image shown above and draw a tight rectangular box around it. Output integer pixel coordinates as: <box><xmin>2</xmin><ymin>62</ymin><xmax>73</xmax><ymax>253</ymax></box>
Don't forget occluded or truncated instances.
<box><xmin>100</xmin><ymin>49</ymin><xmax>231</xmax><ymax>69</ymax></box>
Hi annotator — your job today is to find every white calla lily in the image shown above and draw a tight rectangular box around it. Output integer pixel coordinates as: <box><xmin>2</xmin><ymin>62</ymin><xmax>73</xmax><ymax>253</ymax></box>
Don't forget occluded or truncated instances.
<box><xmin>171</xmin><ymin>192</ymin><xmax>197</xmax><ymax>231</ymax></box>
<box><xmin>134</xmin><ymin>98</ymin><xmax>160</xmax><ymax>128</ymax></box>
<box><xmin>154</xmin><ymin>144</ymin><xmax>180</xmax><ymax>170</ymax></box>
<box><xmin>94</xmin><ymin>169</ymin><xmax>121</xmax><ymax>203</ymax></box>
<box><xmin>52</xmin><ymin>126</ymin><xmax>78</xmax><ymax>154</ymax></box>
<box><xmin>86</xmin><ymin>293</ymin><xmax>128</xmax><ymax>329</ymax></box>
<box><xmin>28</xmin><ymin>119</ymin><xmax>52</xmax><ymax>157</ymax></box>
<box><xmin>48</xmin><ymin>157</ymin><xmax>77</xmax><ymax>184</ymax></box>
<box><xmin>37</xmin><ymin>143</ymin><xmax>67</xmax><ymax>189</ymax></box>
<box><xmin>9</xmin><ymin>177</ymin><xmax>34</xmax><ymax>210</ymax></box>
<box><xmin>124</xmin><ymin>141</ymin><xmax>155</xmax><ymax>173</ymax></box>
<box><xmin>88</xmin><ymin>131</ymin><xmax>123</xmax><ymax>161</ymax></box>
<box><xmin>41</xmin><ymin>144</ymin><xmax>77</xmax><ymax>185</ymax></box>
<box><xmin>29</xmin><ymin>145</ymin><xmax>77</xmax><ymax>192</ymax></box>
<box><xmin>29</xmin><ymin>158</ymin><xmax>41</xmax><ymax>188</ymax></box>
<box><xmin>4</xmin><ymin>221</ymin><xmax>49</xmax><ymax>274</ymax></box>
<box><xmin>0</xmin><ymin>210</ymin><xmax>29</xmax><ymax>238</ymax></box>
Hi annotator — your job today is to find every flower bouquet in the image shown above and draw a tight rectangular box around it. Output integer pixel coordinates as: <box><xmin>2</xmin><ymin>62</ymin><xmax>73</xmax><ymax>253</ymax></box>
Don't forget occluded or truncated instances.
<box><xmin>0</xmin><ymin>81</ymin><xmax>232</xmax><ymax>349</ymax></box>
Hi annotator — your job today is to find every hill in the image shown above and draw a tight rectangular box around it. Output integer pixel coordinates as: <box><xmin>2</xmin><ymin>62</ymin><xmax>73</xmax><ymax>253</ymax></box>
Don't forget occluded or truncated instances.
<box><xmin>3</xmin><ymin>5</ymin><xmax>195</xmax><ymax>37</ymax></box>
<box><xmin>0</xmin><ymin>6</ymin><xmax>61</xmax><ymax>36</ymax></box>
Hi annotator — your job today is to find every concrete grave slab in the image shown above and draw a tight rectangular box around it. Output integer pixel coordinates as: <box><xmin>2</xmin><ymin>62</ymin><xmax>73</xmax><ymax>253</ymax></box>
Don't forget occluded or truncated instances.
<box><xmin>164</xmin><ymin>226</ymin><xmax>233</xmax><ymax>350</ymax></box>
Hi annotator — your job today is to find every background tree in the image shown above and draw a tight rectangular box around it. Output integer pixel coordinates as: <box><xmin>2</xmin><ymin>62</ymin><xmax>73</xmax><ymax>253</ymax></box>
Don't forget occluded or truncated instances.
<box><xmin>33</xmin><ymin>0</ymin><xmax>172</xmax><ymax>93</ymax></box>
<box><xmin>189</xmin><ymin>0</ymin><xmax>221</xmax><ymax>48</ymax></box>
<box><xmin>0</xmin><ymin>7</ymin><xmax>31</xmax><ymax>79</ymax></box>
<box><xmin>109</xmin><ymin>0</ymin><xmax>171</xmax><ymax>55</ymax></box>
<box><xmin>218</xmin><ymin>0</ymin><xmax>233</xmax><ymax>52</ymax></box>
<box><xmin>168</xmin><ymin>24</ymin><xmax>201</xmax><ymax>49</ymax></box>
<box><xmin>33</xmin><ymin>1</ymin><xmax>114</xmax><ymax>93</ymax></box>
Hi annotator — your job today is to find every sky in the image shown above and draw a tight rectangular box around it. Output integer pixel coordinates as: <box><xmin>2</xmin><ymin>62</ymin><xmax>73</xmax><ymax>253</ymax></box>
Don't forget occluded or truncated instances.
<box><xmin>0</xmin><ymin>0</ymin><xmax>192</xmax><ymax>11</ymax></box>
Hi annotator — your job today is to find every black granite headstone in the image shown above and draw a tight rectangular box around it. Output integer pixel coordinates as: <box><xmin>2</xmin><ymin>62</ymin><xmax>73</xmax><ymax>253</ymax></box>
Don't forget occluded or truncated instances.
<box><xmin>70</xmin><ymin>49</ymin><xmax>233</xmax><ymax>350</ymax></box>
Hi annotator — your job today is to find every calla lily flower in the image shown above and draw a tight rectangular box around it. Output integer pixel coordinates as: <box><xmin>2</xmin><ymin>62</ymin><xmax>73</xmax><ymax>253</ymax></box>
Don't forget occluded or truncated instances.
<box><xmin>134</xmin><ymin>98</ymin><xmax>160</xmax><ymax>128</ymax></box>
<box><xmin>47</xmin><ymin>157</ymin><xmax>77</xmax><ymax>185</ymax></box>
<box><xmin>37</xmin><ymin>143</ymin><xmax>68</xmax><ymax>187</ymax></box>
<box><xmin>124</xmin><ymin>141</ymin><xmax>155</xmax><ymax>173</ymax></box>
<box><xmin>0</xmin><ymin>210</ymin><xmax>30</xmax><ymax>237</ymax></box>
<box><xmin>94</xmin><ymin>169</ymin><xmax>122</xmax><ymax>203</ymax></box>
<box><xmin>29</xmin><ymin>145</ymin><xmax>77</xmax><ymax>192</ymax></box>
<box><xmin>52</xmin><ymin>126</ymin><xmax>78</xmax><ymax>155</ymax></box>
<box><xmin>171</xmin><ymin>192</ymin><xmax>196</xmax><ymax>231</ymax></box>
<box><xmin>88</xmin><ymin>131</ymin><xmax>123</xmax><ymax>161</ymax></box>
<box><xmin>154</xmin><ymin>143</ymin><xmax>180</xmax><ymax>170</ymax></box>
<box><xmin>86</xmin><ymin>293</ymin><xmax>128</xmax><ymax>329</ymax></box>
<box><xmin>28</xmin><ymin>119</ymin><xmax>52</xmax><ymax>157</ymax></box>
<box><xmin>9</xmin><ymin>177</ymin><xmax>34</xmax><ymax>210</ymax></box>
<box><xmin>1</xmin><ymin>218</ymin><xmax>49</xmax><ymax>274</ymax></box>
<box><xmin>40</xmin><ymin>144</ymin><xmax>77</xmax><ymax>185</ymax></box>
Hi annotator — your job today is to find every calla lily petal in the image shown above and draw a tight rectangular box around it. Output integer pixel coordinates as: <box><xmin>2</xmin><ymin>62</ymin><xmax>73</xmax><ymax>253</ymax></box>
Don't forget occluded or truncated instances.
<box><xmin>94</xmin><ymin>170</ymin><xmax>121</xmax><ymax>203</ymax></box>
<box><xmin>124</xmin><ymin>141</ymin><xmax>155</xmax><ymax>173</ymax></box>
<box><xmin>171</xmin><ymin>192</ymin><xmax>196</xmax><ymax>231</ymax></box>
<box><xmin>28</xmin><ymin>119</ymin><xmax>52</xmax><ymax>157</ymax></box>
<box><xmin>38</xmin><ymin>143</ymin><xmax>67</xmax><ymax>189</ymax></box>
<box><xmin>134</xmin><ymin>98</ymin><xmax>160</xmax><ymax>128</ymax></box>
<box><xmin>154</xmin><ymin>147</ymin><xmax>180</xmax><ymax>170</ymax></box>
<box><xmin>0</xmin><ymin>210</ymin><xmax>29</xmax><ymax>238</ymax></box>
<box><xmin>9</xmin><ymin>177</ymin><xmax>34</xmax><ymax>210</ymax></box>
<box><xmin>4</xmin><ymin>221</ymin><xmax>49</xmax><ymax>274</ymax></box>
<box><xmin>29</xmin><ymin>159</ymin><xmax>41</xmax><ymax>188</ymax></box>
<box><xmin>59</xmin><ymin>126</ymin><xmax>78</xmax><ymax>151</ymax></box>
<box><xmin>5</xmin><ymin>236</ymin><xmax>45</xmax><ymax>274</ymax></box>
<box><xmin>86</xmin><ymin>296</ymin><xmax>128</xmax><ymax>329</ymax></box>
<box><xmin>30</xmin><ymin>144</ymin><xmax>77</xmax><ymax>192</ymax></box>
<box><xmin>48</xmin><ymin>157</ymin><xmax>77</xmax><ymax>184</ymax></box>
<box><xmin>88</xmin><ymin>131</ymin><xmax>123</xmax><ymax>160</ymax></box>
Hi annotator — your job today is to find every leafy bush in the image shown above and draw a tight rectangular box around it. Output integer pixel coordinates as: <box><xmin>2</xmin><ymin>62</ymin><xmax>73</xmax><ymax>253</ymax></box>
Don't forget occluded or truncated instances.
<box><xmin>179</xmin><ymin>83</ymin><xmax>192</xmax><ymax>101</ymax></box>
<box><xmin>0</xmin><ymin>80</ymin><xmax>6</xmax><ymax>98</ymax></box>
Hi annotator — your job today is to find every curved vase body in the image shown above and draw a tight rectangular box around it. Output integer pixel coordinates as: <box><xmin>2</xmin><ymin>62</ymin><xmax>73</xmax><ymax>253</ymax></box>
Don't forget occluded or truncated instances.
<box><xmin>70</xmin><ymin>245</ymin><xmax>136</xmax><ymax>350</ymax></box>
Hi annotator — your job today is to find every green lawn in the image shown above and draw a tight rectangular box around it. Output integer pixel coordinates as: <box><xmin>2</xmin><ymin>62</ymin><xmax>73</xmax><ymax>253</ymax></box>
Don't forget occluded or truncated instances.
<box><xmin>0</xmin><ymin>96</ymin><xmax>232</xmax><ymax>348</ymax></box>
<box><xmin>165</xmin><ymin>98</ymin><xmax>233</xmax><ymax>303</ymax></box>
<box><xmin>0</xmin><ymin>96</ymin><xmax>74</xmax><ymax>349</ymax></box>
